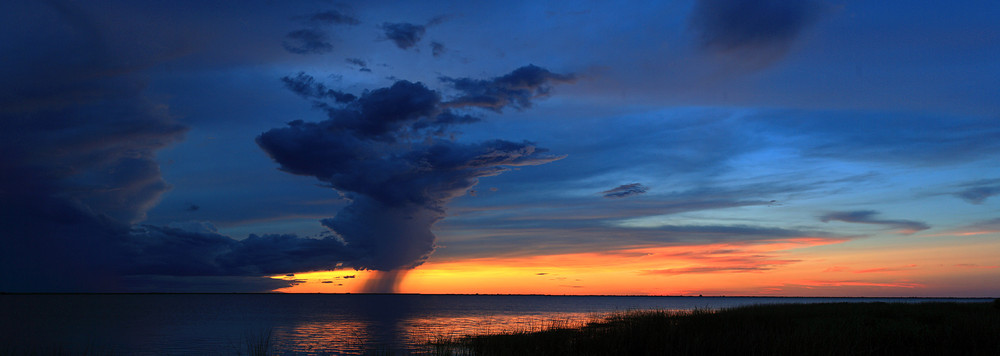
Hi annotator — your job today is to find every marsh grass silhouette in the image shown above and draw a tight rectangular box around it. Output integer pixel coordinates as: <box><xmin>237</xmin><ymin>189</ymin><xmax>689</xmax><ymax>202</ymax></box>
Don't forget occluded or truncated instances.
<box><xmin>432</xmin><ymin>302</ymin><xmax>1000</xmax><ymax>355</ymax></box>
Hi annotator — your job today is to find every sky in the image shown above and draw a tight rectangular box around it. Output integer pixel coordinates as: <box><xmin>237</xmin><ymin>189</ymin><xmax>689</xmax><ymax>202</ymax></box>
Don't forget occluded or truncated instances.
<box><xmin>2</xmin><ymin>0</ymin><xmax>998</xmax><ymax>297</ymax></box>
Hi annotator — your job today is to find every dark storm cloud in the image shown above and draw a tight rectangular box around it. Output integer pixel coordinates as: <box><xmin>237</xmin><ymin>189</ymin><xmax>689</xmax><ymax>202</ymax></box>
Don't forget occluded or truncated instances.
<box><xmin>123</xmin><ymin>225</ymin><xmax>361</xmax><ymax>277</ymax></box>
<box><xmin>689</xmin><ymin>0</ymin><xmax>823</xmax><ymax>51</ymax></box>
<box><xmin>381</xmin><ymin>22</ymin><xmax>426</xmax><ymax>50</ymax></box>
<box><xmin>297</xmin><ymin>10</ymin><xmax>361</xmax><ymax>26</ymax></box>
<box><xmin>0</xmin><ymin>0</ymin><xmax>195</xmax><ymax>291</ymax></box>
<box><xmin>602</xmin><ymin>183</ymin><xmax>649</xmax><ymax>199</ymax></box>
<box><xmin>257</xmin><ymin>66</ymin><xmax>571</xmax><ymax>286</ymax></box>
<box><xmin>820</xmin><ymin>210</ymin><xmax>930</xmax><ymax>234</ymax></box>
<box><xmin>0</xmin><ymin>1</ymin><xmax>368</xmax><ymax>292</ymax></box>
<box><xmin>282</xmin><ymin>29</ymin><xmax>334</xmax><ymax>54</ymax></box>
<box><xmin>441</xmin><ymin>65</ymin><xmax>576</xmax><ymax>112</ymax></box>
<box><xmin>952</xmin><ymin>179</ymin><xmax>1000</xmax><ymax>204</ymax></box>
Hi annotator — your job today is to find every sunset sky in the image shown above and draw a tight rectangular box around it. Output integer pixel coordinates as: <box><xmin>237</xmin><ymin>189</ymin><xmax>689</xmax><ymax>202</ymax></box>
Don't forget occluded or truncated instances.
<box><xmin>2</xmin><ymin>0</ymin><xmax>998</xmax><ymax>296</ymax></box>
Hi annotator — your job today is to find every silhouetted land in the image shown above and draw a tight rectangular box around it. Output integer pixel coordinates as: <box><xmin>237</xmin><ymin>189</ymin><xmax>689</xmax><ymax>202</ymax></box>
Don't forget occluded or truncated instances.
<box><xmin>433</xmin><ymin>301</ymin><xmax>1000</xmax><ymax>356</ymax></box>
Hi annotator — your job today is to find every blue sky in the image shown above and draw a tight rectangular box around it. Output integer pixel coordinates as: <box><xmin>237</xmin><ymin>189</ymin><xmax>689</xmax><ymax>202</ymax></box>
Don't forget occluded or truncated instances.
<box><xmin>2</xmin><ymin>0</ymin><xmax>998</xmax><ymax>295</ymax></box>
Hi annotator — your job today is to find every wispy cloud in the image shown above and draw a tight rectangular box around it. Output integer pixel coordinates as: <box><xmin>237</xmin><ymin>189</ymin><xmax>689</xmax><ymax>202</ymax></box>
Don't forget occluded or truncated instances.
<box><xmin>820</xmin><ymin>210</ymin><xmax>930</xmax><ymax>234</ymax></box>
<box><xmin>952</xmin><ymin>178</ymin><xmax>1000</xmax><ymax>204</ymax></box>
<box><xmin>602</xmin><ymin>183</ymin><xmax>649</xmax><ymax>199</ymax></box>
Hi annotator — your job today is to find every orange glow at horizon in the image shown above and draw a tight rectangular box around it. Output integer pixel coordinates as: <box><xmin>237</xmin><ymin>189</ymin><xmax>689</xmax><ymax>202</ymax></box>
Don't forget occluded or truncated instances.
<box><xmin>272</xmin><ymin>233</ymin><xmax>1000</xmax><ymax>297</ymax></box>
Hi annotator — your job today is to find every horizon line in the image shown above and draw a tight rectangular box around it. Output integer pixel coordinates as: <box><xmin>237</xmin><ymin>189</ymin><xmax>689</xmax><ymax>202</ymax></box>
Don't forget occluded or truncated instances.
<box><xmin>1</xmin><ymin>292</ymin><xmax>994</xmax><ymax>299</ymax></box>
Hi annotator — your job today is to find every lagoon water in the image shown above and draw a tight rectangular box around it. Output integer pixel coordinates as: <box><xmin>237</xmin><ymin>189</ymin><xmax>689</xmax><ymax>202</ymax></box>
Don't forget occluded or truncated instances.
<box><xmin>0</xmin><ymin>294</ymin><xmax>987</xmax><ymax>355</ymax></box>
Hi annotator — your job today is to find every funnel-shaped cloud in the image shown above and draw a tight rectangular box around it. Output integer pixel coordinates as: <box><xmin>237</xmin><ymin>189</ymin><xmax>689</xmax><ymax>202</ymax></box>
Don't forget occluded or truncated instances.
<box><xmin>257</xmin><ymin>66</ymin><xmax>571</xmax><ymax>287</ymax></box>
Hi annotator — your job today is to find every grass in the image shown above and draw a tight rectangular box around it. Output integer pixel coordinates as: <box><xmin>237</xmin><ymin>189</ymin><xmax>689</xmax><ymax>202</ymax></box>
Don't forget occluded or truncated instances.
<box><xmin>431</xmin><ymin>301</ymin><xmax>1000</xmax><ymax>356</ymax></box>
<box><xmin>238</xmin><ymin>328</ymin><xmax>272</xmax><ymax>356</ymax></box>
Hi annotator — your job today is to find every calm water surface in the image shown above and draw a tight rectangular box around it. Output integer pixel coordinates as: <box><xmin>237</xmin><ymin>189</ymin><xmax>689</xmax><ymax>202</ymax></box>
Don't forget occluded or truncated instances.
<box><xmin>0</xmin><ymin>294</ymin><xmax>987</xmax><ymax>355</ymax></box>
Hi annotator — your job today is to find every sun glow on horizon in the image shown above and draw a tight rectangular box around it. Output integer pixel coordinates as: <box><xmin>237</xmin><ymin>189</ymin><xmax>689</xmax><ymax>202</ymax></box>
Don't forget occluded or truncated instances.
<box><xmin>271</xmin><ymin>231</ymin><xmax>1000</xmax><ymax>297</ymax></box>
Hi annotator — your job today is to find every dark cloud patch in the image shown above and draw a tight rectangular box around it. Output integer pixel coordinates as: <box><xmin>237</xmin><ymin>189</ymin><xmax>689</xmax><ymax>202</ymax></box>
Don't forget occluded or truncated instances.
<box><xmin>955</xmin><ymin>186</ymin><xmax>1000</xmax><ymax>204</ymax></box>
<box><xmin>257</xmin><ymin>66</ymin><xmax>570</xmax><ymax>290</ymax></box>
<box><xmin>281</xmin><ymin>72</ymin><xmax>357</xmax><ymax>103</ymax></box>
<box><xmin>345</xmin><ymin>58</ymin><xmax>372</xmax><ymax>72</ymax></box>
<box><xmin>283</xmin><ymin>8</ymin><xmax>361</xmax><ymax>55</ymax></box>
<box><xmin>298</xmin><ymin>10</ymin><xmax>360</xmax><ymax>26</ymax></box>
<box><xmin>346</xmin><ymin>58</ymin><xmax>367</xmax><ymax>67</ymax></box>
<box><xmin>953</xmin><ymin>179</ymin><xmax>1000</xmax><ymax>204</ymax></box>
<box><xmin>282</xmin><ymin>29</ymin><xmax>334</xmax><ymax>55</ymax></box>
<box><xmin>426</xmin><ymin>14</ymin><xmax>452</xmax><ymax>27</ymax></box>
<box><xmin>441</xmin><ymin>65</ymin><xmax>576</xmax><ymax>112</ymax></box>
<box><xmin>431</xmin><ymin>41</ymin><xmax>447</xmax><ymax>57</ymax></box>
<box><xmin>689</xmin><ymin>0</ymin><xmax>824</xmax><ymax>67</ymax></box>
<box><xmin>602</xmin><ymin>183</ymin><xmax>649</xmax><ymax>199</ymax></box>
<box><xmin>381</xmin><ymin>22</ymin><xmax>426</xmax><ymax>50</ymax></box>
<box><xmin>690</xmin><ymin>0</ymin><xmax>823</xmax><ymax>51</ymax></box>
<box><xmin>820</xmin><ymin>210</ymin><xmax>930</xmax><ymax>234</ymax></box>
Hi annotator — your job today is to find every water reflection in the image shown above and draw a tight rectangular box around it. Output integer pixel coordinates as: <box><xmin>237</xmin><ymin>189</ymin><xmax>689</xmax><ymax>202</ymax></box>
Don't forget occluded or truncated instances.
<box><xmin>1</xmin><ymin>294</ymin><xmax>987</xmax><ymax>355</ymax></box>
<box><xmin>278</xmin><ymin>319</ymin><xmax>371</xmax><ymax>355</ymax></box>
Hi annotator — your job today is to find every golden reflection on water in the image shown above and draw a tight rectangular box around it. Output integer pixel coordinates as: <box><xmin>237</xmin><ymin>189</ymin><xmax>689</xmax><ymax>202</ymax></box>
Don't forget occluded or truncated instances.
<box><xmin>402</xmin><ymin>312</ymin><xmax>595</xmax><ymax>341</ymax></box>
<box><xmin>274</xmin><ymin>312</ymin><xmax>600</xmax><ymax>354</ymax></box>
<box><xmin>275</xmin><ymin>319</ymin><xmax>373</xmax><ymax>355</ymax></box>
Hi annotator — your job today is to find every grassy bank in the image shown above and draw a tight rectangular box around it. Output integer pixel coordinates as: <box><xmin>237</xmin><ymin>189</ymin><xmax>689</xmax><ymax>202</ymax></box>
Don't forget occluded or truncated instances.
<box><xmin>433</xmin><ymin>301</ymin><xmax>1000</xmax><ymax>355</ymax></box>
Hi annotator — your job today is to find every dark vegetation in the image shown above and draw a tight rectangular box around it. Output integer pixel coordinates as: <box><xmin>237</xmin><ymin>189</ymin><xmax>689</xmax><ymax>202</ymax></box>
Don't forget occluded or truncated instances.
<box><xmin>432</xmin><ymin>301</ymin><xmax>1000</xmax><ymax>356</ymax></box>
